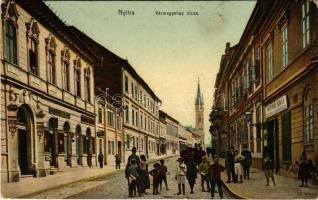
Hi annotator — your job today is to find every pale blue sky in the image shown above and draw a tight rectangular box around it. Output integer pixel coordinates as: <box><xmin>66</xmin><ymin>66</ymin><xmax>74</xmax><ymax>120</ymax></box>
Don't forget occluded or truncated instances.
<box><xmin>46</xmin><ymin>1</ymin><xmax>256</xmax><ymax>145</ymax></box>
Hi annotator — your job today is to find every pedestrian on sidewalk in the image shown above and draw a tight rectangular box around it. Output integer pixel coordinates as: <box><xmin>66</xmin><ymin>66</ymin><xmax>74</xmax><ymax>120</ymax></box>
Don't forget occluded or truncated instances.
<box><xmin>198</xmin><ymin>156</ymin><xmax>210</xmax><ymax>192</ymax></box>
<box><xmin>234</xmin><ymin>150</ymin><xmax>244</xmax><ymax>183</ymax></box>
<box><xmin>228</xmin><ymin>147</ymin><xmax>236</xmax><ymax>183</ymax></box>
<box><xmin>115</xmin><ymin>153</ymin><xmax>121</xmax><ymax>169</ymax></box>
<box><xmin>298</xmin><ymin>151</ymin><xmax>316</xmax><ymax>187</ymax></box>
<box><xmin>98</xmin><ymin>152</ymin><xmax>104</xmax><ymax>168</ymax></box>
<box><xmin>127</xmin><ymin>159</ymin><xmax>141</xmax><ymax>197</ymax></box>
<box><xmin>224</xmin><ymin>151</ymin><xmax>232</xmax><ymax>183</ymax></box>
<box><xmin>139</xmin><ymin>155</ymin><xmax>150</xmax><ymax>194</ymax></box>
<box><xmin>176</xmin><ymin>157</ymin><xmax>187</xmax><ymax>195</ymax></box>
<box><xmin>263</xmin><ymin>155</ymin><xmax>276</xmax><ymax>186</ymax></box>
<box><xmin>159</xmin><ymin>159</ymin><xmax>169</xmax><ymax>191</ymax></box>
<box><xmin>208</xmin><ymin>156</ymin><xmax>225</xmax><ymax>199</ymax></box>
<box><xmin>186</xmin><ymin>155</ymin><xmax>198</xmax><ymax>194</ymax></box>
<box><xmin>87</xmin><ymin>152</ymin><xmax>93</xmax><ymax>168</ymax></box>
<box><xmin>241</xmin><ymin>144</ymin><xmax>252</xmax><ymax>180</ymax></box>
<box><xmin>149</xmin><ymin>163</ymin><xmax>161</xmax><ymax>195</ymax></box>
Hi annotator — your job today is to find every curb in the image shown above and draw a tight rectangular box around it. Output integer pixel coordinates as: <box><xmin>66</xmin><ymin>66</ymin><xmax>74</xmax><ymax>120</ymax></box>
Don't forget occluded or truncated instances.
<box><xmin>221</xmin><ymin>177</ymin><xmax>250</xmax><ymax>199</ymax></box>
<box><xmin>18</xmin><ymin>155</ymin><xmax>177</xmax><ymax>198</ymax></box>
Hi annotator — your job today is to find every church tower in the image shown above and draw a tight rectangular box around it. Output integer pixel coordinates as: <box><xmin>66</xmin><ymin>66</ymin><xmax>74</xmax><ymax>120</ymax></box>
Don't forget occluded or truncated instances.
<box><xmin>195</xmin><ymin>78</ymin><xmax>204</xmax><ymax>145</ymax></box>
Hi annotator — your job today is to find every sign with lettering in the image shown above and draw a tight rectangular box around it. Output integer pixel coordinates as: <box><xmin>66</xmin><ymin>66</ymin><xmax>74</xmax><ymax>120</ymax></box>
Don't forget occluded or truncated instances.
<box><xmin>265</xmin><ymin>95</ymin><xmax>288</xmax><ymax>118</ymax></box>
<box><xmin>81</xmin><ymin>115</ymin><xmax>95</xmax><ymax>125</ymax></box>
<box><xmin>49</xmin><ymin>107</ymin><xmax>70</xmax><ymax>119</ymax></box>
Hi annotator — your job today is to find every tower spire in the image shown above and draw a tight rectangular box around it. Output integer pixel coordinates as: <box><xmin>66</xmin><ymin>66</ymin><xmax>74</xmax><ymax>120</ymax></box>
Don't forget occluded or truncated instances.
<box><xmin>195</xmin><ymin>77</ymin><xmax>203</xmax><ymax>105</ymax></box>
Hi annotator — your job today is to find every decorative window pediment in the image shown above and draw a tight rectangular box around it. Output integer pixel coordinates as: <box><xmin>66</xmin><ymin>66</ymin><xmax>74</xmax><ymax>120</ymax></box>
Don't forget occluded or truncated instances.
<box><xmin>26</xmin><ymin>18</ymin><xmax>39</xmax><ymax>42</ymax></box>
<box><xmin>1</xmin><ymin>0</ymin><xmax>19</xmax><ymax>25</ymax></box>
<box><xmin>74</xmin><ymin>57</ymin><xmax>82</xmax><ymax>71</ymax></box>
<box><xmin>45</xmin><ymin>34</ymin><xmax>57</xmax><ymax>53</ymax></box>
<box><xmin>61</xmin><ymin>47</ymin><xmax>71</xmax><ymax>63</ymax></box>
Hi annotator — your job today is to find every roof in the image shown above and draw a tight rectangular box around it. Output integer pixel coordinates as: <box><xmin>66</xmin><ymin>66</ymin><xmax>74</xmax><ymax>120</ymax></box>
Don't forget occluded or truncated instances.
<box><xmin>69</xmin><ymin>26</ymin><xmax>161</xmax><ymax>102</ymax></box>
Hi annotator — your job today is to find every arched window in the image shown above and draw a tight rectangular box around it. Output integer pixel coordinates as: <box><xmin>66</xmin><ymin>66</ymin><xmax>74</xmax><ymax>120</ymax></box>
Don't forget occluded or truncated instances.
<box><xmin>26</xmin><ymin>18</ymin><xmax>39</xmax><ymax>75</ymax></box>
<box><xmin>61</xmin><ymin>48</ymin><xmax>71</xmax><ymax>91</ymax></box>
<box><xmin>304</xmin><ymin>87</ymin><xmax>314</xmax><ymax>144</ymax></box>
<box><xmin>45</xmin><ymin>35</ymin><xmax>57</xmax><ymax>84</ymax></box>
<box><xmin>2</xmin><ymin>1</ymin><xmax>19</xmax><ymax>65</ymax></box>
<box><xmin>75</xmin><ymin>125</ymin><xmax>81</xmax><ymax>165</ymax></box>
<box><xmin>74</xmin><ymin>58</ymin><xmax>81</xmax><ymax>97</ymax></box>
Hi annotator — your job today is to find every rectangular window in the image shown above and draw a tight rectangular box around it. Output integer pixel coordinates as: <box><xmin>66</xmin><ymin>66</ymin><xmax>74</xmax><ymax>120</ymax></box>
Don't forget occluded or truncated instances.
<box><xmin>29</xmin><ymin>39</ymin><xmax>38</xmax><ymax>75</ymax></box>
<box><xmin>98</xmin><ymin>108</ymin><xmax>103</xmax><ymax>124</ymax></box>
<box><xmin>125</xmin><ymin>76</ymin><xmax>128</xmax><ymax>93</ymax></box>
<box><xmin>132</xmin><ymin>109</ymin><xmax>135</xmax><ymax>126</ymax></box>
<box><xmin>136</xmin><ymin>137</ymin><xmax>139</xmax><ymax>150</ymax></box>
<box><xmin>135</xmin><ymin>111</ymin><xmax>138</xmax><ymax>127</ymax></box>
<box><xmin>281</xmin><ymin>26</ymin><xmax>288</xmax><ymax>68</ymax></box>
<box><xmin>141</xmin><ymin>114</ymin><xmax>143</xmax><ymax>128</ymax></box>
<box><xmin>302</xmin><ymin>0</ymin><xmax>310</xmax><ymax>48</ymax></box>
<box><xmin>48</xmin><ymin>52</ymin><xmax>56</xmax><ymax>84</ymax></box>
<box><xmin>107</xmin><ymin>111</ymin><xmax>114</xmax><ymax>128</ymax></box>
<box><xmin>76</xmin><ymin>68</ymin><xmax>81</xmax><ymax>97</ymax></box>
<box><xmin>255</xmin><ymin>47</ymin><xmax>260</xmax><ymax>85</ymax></box>
<box><xmin>63</xmin><ymin>61</ymin><xmax>70</xmax><ymax>91</ymax></box>
<box><xmin>305</xmin><ymin>104</ymin><xmax>314</xmax><ymax>144</ymax></box>
<box><xmin>131</xmin><ymin>82</ymin><xmax>134</xmax><ymax>96</ymax></box>
<box><xmin>108</xmin><ymin>140</ymin><xmax>111</xmax><ymax>154</ymax></box>
<box><xmin>126</xmin><ymin>135</ymin><xmax>130</xmax><ymax>149</ymax></box>
<box><xmin>117</xmin><ymin>115</ymin><xmax>122</xmax><ymax>130</ymax></box>
<box><xmin>5</xmin><ymin>21</ymin><xmax>17</xmax><ymax>64</ymax></box>
<box><xmin>125</xmin><ymin>105</ymin><xmax>129</xmax><ymax>123</ymax></box>
<box><xmin>267</xmin><ymin>42</ymin><xmax>273</xmax><ymax>81</ymax></box>
<box><xmin>135</xmin><ymin>86</ymin><xmax>138</xmax><ymax>100</ymax></box>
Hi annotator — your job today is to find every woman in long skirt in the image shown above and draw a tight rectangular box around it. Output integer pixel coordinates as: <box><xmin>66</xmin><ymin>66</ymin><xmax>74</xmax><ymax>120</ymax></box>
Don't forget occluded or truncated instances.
<box><xmin>139</xmin><ymin>155</ymin><xmax>150</xmax><ymax>194</ymax></box>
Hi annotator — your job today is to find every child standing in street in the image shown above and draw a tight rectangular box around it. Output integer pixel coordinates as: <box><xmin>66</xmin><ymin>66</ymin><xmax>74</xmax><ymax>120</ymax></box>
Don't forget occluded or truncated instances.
<box><xmin>159</xmin><ymin>159</ymin><xmax>169</xmax><ymax>191</ymax></box>
<box><xmin>149</xmin><ymin>163</ymin><xmax>161</xmax><ymax>195</ymax></box>
<box><xmin>176</xmin><ymin>157</ymin><xmax>187</xmax><ymax>195</ymax></box>
<box><xmin>198</xmin><ymin>156</ymin><xmax>210</xmax><ymax>192</ymax></box>
<box><xmin>263</xmin><ymin>155</ymin><xmax>276</xmax><ymax>186</ymax></box>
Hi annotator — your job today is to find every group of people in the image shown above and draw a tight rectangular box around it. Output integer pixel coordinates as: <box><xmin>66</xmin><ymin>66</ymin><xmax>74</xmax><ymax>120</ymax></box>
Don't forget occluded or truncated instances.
<box><xmin>177</xmin><ymin>145</ymin><xmax>225</xmax><ymax>199</ymax></box>
<box><xmin>125</xmin><ymin>147</ymin><xmax>169</xmax><ymax>198</ymax></box>
<box><xmin>224</xmin><ymin>145</ymin><xmax>252</xmax><ymax>184</ymax></box>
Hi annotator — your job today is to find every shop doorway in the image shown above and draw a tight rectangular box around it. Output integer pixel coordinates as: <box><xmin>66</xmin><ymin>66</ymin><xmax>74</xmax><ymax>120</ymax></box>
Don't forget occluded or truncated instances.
<box><xmin>266</xmin><ymin>119</ymin><xmax>279</xmax><ymax>172</ymax></box>
<box><xmin>17</xmin><ymin>105</ymin><xmax>33</xmax><ymax>175</ymax></box>
<box><xmin>48</xmin><ymin>117</ymin><xmax>58</xmax><ymax>168</ymax></box>
<box><xmin>64</xmin><ymin>122</ymin><xmax>71</xmax><ymax>166</ymax></box>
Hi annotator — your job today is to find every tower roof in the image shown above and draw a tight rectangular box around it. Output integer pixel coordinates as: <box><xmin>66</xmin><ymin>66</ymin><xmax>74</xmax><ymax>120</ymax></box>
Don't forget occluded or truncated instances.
<box><xmin>195</xmin><ymin>78</ymin><xmax>203</xmax><ymax>105</ymax></box>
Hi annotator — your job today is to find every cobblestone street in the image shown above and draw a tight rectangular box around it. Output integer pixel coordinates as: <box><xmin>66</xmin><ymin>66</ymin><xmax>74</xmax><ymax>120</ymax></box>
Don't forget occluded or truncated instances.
<box><xmin>31</xmin><ymin>156</ymin><xmax>235</xmax><ymax>199</ymax></box>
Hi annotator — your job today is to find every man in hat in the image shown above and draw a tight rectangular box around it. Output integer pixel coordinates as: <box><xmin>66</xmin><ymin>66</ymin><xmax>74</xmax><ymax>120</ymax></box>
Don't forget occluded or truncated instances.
<box><xmin>176</xmin><ymin>157</ymin><xmax>187</xmax><ymax>195</ymax></box>
<box><xmin>208</xmin><ymin>156</ymin><xmax>225</xmax><ymax>199</ymax></box>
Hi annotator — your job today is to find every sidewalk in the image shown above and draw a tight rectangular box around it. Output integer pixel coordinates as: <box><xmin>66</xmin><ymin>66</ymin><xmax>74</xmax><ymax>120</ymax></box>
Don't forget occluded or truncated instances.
<box><xmin>221</xmin><ymin>166</ymin><xmax>318</xmax><ymax>199</ymax></box>
<box><xmin>1</xmin><ymin>154</ymin><xmax>176</xmax><ymax>198</ymax></box>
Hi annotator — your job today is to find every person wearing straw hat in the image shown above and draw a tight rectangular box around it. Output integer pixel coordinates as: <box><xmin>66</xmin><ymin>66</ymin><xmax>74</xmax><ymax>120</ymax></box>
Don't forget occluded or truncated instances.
<box><xmin>176</xmin><ymin>157</ymin><xmax>187</xmax><ymax>195</ymax></box>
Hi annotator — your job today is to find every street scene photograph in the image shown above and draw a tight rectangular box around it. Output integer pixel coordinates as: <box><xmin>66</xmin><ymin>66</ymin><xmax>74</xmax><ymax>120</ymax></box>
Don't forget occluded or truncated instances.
<box><xmin>1</xmin><ymin>0</ymin><xmax>318</xmax><ymax>199</ymax></box>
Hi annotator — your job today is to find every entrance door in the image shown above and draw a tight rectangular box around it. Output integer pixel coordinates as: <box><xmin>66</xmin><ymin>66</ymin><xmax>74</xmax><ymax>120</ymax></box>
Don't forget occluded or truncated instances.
<box><xmin>18</xmin><ymin>129</ymin><xmax>28</xmax><ymax>175</ymax></box>
<box><xmin>266</xmin><ymin>119</ymin><xmax>279</xmax><ymax>172</ymax></box>
<box><xmin>49</xmin><ymin>132</ymin><xmax>57</xmax><ymax>167</ymax></box>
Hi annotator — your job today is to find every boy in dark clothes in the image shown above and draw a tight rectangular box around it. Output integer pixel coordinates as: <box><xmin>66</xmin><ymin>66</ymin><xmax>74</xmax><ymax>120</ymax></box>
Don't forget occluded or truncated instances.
<box><xmin>159</xmin><ymin>159</ymin><xmax>169</xmax><ymax>191</ymax></box>
<box><xmin>149</xmin><ymin>163</ymin><xmax>161</xmax><ymax>195</ymax></box>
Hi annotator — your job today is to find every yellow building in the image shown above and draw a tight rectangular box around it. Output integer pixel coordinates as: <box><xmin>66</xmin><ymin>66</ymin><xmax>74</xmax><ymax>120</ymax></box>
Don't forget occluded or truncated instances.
<box><xmin>1</xmin><ymin>0</ymin><xmax>97</xmax><ymax>183</ymax></box>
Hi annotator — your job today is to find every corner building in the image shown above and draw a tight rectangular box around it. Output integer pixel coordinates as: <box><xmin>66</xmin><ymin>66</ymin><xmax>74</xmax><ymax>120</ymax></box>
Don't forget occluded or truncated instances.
<box><xmin>1</xmin><ymin>0</ymin><xmax>97</xmax><ymax>183</ymax></box>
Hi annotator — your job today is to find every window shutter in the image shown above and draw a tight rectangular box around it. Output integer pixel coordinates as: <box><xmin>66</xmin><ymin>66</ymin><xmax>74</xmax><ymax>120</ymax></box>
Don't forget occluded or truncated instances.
<box><xmin>282</xmin><ymin>111</ymin><xmax>291</xmax><ymax>163</ymax></box>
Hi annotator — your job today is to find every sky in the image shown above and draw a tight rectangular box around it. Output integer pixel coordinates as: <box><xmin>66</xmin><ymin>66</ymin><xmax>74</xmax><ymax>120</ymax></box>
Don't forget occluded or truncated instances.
<box><xmin>46</xmin><ymin>1</ymin><xmax>256</xmax><ymax>145</ymax></box>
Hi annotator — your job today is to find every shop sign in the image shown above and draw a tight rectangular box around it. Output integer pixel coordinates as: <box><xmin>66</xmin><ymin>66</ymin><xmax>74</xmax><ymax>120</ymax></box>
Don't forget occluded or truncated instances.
<box><xmin>81</xmin><ymin>115</ymin><xmax>95</xmax><ymax>125</ymax></box>
<box><xmin>49</xmin><ymin>107</ymin><xmax>70</xmax><ymax>119</ymax></box>
<box><xmin>265</xmin><ymin>95</ymin><xmax>288</xmax><ymax>118</ymax></box>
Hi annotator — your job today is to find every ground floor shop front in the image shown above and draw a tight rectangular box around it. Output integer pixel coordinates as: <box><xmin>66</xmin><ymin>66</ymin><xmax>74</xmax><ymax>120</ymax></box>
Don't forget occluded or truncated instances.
<box><xmin>1</xmin><ymin>84</ymin><xmax>96</xmax><ymax>183</ymax></box>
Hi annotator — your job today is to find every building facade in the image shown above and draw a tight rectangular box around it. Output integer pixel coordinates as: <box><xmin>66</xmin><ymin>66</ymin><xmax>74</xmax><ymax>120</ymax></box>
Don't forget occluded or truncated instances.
<box><xmin>212</xmin><ymin>0</ymin><xmax>318</xmax><ymax>176</ymax></box>
<box><xmin>1</xmin><ymin>0</ymin><xmax>97</xmax><ymax>183</ymax></box>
